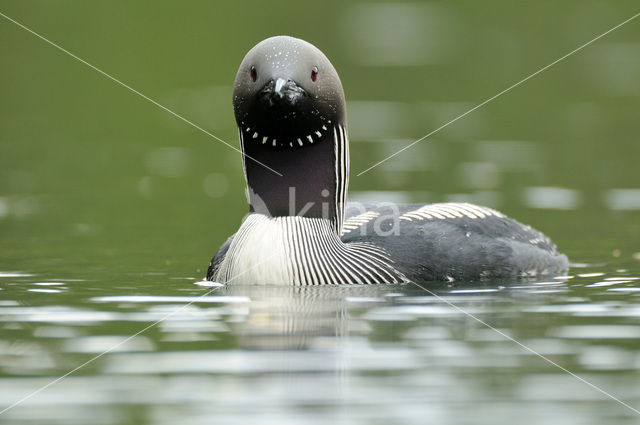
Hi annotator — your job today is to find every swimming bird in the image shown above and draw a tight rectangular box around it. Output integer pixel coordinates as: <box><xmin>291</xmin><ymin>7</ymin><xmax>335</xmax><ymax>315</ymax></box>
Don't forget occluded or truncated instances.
<box><xmin>207</xmin><ymin>36</ymin><xmax>568</xmax><ymax>285</ymax></box>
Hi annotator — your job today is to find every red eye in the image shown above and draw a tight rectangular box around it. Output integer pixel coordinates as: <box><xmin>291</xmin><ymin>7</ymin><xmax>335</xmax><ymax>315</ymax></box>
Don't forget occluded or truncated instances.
<box><xmin>250</xmin><ymin>66</ymin><xmax>257</xmax><ymax>82</ymax></box>
<box><xmin>311</xmin><ymin>66</ymin><xmax>318</xmax><ymax>82</ymax></box>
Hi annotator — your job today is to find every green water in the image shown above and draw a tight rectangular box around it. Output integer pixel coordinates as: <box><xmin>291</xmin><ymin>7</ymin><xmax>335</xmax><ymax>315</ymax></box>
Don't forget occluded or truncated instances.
<box><xmin>1</xmin><ymin>1</ymin><xmax>640</xmax><ymax>424</ymax></box>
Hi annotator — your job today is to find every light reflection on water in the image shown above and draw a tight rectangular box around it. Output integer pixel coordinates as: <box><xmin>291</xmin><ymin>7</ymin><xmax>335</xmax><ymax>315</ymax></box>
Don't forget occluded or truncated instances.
<box><xmin>1</xmin><ymin>269</ymin><xmax>640</xmax><ymax>424</ymax></box>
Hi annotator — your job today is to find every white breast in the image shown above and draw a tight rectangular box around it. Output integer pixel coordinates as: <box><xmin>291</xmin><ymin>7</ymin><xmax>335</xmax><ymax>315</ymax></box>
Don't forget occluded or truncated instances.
<box><xmin>213</xmin><ymin>214</ymin><xmax>406</xmax><ymax>286</ymax></box>
<box><xmin>215</xmin><ymin>214</ymin><xmax>297</xmax><ymax>285</ymax></box>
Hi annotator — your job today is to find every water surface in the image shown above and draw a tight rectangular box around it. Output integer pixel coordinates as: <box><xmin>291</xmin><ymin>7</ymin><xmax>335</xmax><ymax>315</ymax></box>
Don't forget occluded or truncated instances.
<box><xmin>1</xmin><ymin>270</ymin><xmax>640</xmax><ymax>424</ymax></box>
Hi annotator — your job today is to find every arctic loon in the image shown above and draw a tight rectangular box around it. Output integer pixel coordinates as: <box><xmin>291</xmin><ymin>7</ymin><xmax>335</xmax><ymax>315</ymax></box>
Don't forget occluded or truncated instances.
<box><xmin>206</xmin><ymin>35</ymin><xmax>568</xmax><ymax>285</ymax></box>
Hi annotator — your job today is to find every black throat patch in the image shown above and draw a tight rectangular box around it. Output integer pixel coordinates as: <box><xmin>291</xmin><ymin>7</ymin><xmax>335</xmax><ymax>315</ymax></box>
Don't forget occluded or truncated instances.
<box><xmin>240</xmin><ymin>125</ymin><xmax>341</xmax><ymax>221</ymax></box>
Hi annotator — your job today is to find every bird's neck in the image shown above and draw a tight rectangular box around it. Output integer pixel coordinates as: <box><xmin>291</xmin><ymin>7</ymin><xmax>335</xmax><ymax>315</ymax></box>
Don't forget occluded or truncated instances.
<box><xmin>239</xmin><ymin>124</ymin><xmax>349</xmax><ymax>234</ymax></box>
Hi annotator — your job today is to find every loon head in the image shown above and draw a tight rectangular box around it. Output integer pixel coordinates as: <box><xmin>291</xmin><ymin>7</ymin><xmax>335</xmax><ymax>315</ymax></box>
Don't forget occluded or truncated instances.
<box><xmin>233</xmin><ymin>35</ymin><xmax>346</xmax><ymax>147</ymax></box>
<box><xmin>232</xmin><ymin>36</ymin><xmax>349</xmax><ymax>232</ymax></box>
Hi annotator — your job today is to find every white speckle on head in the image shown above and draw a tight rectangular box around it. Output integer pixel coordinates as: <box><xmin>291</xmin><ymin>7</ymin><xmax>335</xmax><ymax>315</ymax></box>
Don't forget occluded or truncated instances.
<box><xmin>322</xmin><ymin>125</ymin><xmax>327</xmax><ymax>130</ymax></box>
<box><xmin>246</xmin><ymin>127</ymin><xmax>251</xmax><ymax>132</ymax></box>
<box><xmin>297</xmin><ymin>138</ymin><xmax>303</xmax><ymax>146</ymax></box>
<box><xmin>290</xmin><ymin>142</ymin><xmax>293</xmax><ymax>147</ymax></box>
<box><xmin>315</xmin><ymin>131</ymin><xmax>322</xmax><ymax>137</ymax></box>
<box><xmin>306</xmin><ymin>135</ymin><xmax>313</xmax><ymax>143</ymax></box>
<box><xmin>262</xmin><ymin>136</ymin><xmax>268</xmax><ymax>144</ymax></box>
<box><xmin>272</xmin><ymin>139</ymin><xmax>277</xmax><ymax>146</ymax></box>
<box><xmin>252</xmin><ymin>132</ymin><xmax>258</xmax><ymax>139</ymax></box>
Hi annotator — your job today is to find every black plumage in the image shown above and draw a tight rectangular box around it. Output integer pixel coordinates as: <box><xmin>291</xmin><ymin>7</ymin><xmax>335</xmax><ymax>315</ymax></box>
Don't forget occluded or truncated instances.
<box><xmin>341</xmin><ymin>203</ymin><xmax>568</xmax><ymax>282</ymax></box>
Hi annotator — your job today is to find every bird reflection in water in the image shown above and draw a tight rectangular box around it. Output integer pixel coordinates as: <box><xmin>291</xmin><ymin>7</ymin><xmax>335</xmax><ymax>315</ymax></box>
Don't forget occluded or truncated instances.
<box><xmin>220</xmin><ymin>284</ymin><xmax>394</xmax><ymax>351</ymax></box>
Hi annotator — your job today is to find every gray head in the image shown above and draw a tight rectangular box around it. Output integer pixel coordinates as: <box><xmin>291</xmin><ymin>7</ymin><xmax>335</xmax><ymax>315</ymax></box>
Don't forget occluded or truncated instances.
<box><xmin>232</xmin><ymin>36</ymin><xmax>349</xmax><ymax>232</ymax></box>
<box><xmin>233</xmin><ymin>36</ymin><xmax>346</xmax><ymax>146</ymax></box>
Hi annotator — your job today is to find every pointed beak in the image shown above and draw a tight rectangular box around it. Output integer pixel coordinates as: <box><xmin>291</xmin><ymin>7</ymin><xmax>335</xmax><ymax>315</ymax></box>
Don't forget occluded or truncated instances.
<box><xmin>259</xmin><ymin>78</ymin><xmax>307</xmax><ymax>106</ymax></box>
<box><xmin>274</xmin><ymin>77</ymin><xmax>287</xmax><ymax>98</ymax></box>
